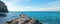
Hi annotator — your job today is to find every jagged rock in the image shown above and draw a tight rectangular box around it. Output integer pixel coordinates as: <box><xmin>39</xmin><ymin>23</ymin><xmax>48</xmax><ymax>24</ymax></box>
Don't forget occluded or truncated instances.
<box><xmin>0</xmin><ymin>0</ymin><xmax>8</xmax><ymax>12</ymax></box>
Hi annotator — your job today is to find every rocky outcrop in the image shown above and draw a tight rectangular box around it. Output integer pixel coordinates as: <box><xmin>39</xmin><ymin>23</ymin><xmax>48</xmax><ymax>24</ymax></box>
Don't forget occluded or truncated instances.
<box><xmin>5</xmin><ymin>13</ymin><xmax>42</xmax><ymax>24</ymax></box>
<box><xmin>0</xmin><ymin>0</ymin><xmax>8</xmax><ymax>12</ymax></box>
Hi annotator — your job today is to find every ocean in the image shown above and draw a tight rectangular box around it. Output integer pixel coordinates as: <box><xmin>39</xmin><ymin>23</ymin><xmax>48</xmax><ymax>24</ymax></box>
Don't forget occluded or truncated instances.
<box><xmin>0</xmin><ymin>11</ymin><xmax>60</xmax><ymax>24</ymax></box>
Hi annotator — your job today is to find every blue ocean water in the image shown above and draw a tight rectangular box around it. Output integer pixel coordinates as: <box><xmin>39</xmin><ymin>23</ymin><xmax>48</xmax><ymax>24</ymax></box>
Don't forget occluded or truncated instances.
<box><xmin>0</xmin><ymin>11</ymin><xmax>60</xmax><ymax>24</ymax></box>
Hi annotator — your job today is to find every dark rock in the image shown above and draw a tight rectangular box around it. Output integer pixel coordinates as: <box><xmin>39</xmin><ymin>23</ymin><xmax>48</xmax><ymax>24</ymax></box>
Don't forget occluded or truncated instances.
<box><xmin>33</xmin><ymin>20</ymin><xmax>42</xmax><ymax>24</ymax></box>
<box><xmin>0</xmin><ymin>13</ymin><xmax>6</xmax><ymax>17</ymax></box>
<box><xmin>24</xmin><ymin>20</ymin><xmax>30</xmax><ymax>23</ymax></box>
<box><xmin>0</xmin><ymin>0</ymin><xmax>8</xmax><ymax>12</ymax></box>
<box><xmin>6</xmin><ymin>21</ymin><xmax>12</xmax><ymax>24</ymax></box>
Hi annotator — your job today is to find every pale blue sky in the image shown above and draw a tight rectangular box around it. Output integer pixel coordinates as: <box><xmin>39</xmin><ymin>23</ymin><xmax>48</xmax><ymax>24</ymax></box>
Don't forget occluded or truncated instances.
<box><xmin>1</xmin><ymin>0</ymin><xmax>60</xmax><ymax>11</ymax></box>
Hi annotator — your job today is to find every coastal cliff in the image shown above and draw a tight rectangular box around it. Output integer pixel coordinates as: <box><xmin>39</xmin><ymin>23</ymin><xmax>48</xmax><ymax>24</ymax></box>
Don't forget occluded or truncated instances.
<box><xmin>0</xmin><ymin>0</ymin><xmax>8</xmax><ymax>17</ymax></box>
<box><xmin>0</xmin><ymin>0</ymin><xmax>8</xmax><ymax>12</ymax></box>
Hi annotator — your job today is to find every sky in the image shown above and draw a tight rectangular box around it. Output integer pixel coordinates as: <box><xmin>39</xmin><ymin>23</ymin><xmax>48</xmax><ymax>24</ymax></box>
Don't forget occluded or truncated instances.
<box><xmin>1</xmin><ymin>0</ymin><xmax>60</xmax><ymax>11</ymax></box>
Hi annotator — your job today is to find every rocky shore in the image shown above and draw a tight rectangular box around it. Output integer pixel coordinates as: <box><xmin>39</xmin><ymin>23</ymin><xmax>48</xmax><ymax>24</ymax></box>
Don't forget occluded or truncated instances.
<box><xmin>5</xmin><ymin>13</ymin><xmax>42</xmax><ymax>24</ymax></box>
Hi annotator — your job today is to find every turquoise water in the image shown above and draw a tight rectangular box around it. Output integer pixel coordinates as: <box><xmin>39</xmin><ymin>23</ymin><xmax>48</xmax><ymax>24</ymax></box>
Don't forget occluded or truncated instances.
<box><xmin>0</xmin><ymin>11</ymin><xmax>60</xmax><ymax>24</ymax></box>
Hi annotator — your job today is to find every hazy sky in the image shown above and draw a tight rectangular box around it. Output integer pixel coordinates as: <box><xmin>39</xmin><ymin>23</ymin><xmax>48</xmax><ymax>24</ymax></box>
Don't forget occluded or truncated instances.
<box><xmin>1</xmin><ymin>0</ymin><xmax>60</xmax><ymax>11</ymax></box>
